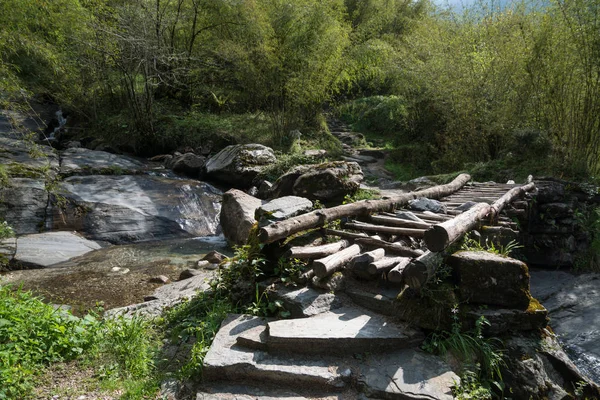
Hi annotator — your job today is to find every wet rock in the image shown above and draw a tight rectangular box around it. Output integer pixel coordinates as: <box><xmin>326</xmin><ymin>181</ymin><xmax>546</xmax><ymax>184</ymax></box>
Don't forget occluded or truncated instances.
<box><xmin>166</xmin><ymin>152</ymin><xmax>206</xmax><ymax>178</ymax></box>
<box><xmin>203</xmin><ymin>250</ymin><xmax>227</xmax><ymax>264</ymax></box>
<box><xmin>270</xmin><ymin>161</ymin><xmax>363</xmax><ymax>201</ymax></box>
<box><xmin>409</xmin><ymin>197</ymin><xmax>447</xmax><ymax>214</ymax></box>
<box><xmin>204</xmin><ymin>144</ymin><xmax>276</xmax><ymax>188</ymax></box>
<box><xmin>0</xmin><ymin>178</ymin><xmax>49</xmax><ymax>235</ymax></box>
<box><xmin>53</xmin><ymin>175</ymin><xmax>222</xmax><ymax>244</ymax></box>
<box><xmin>449</xmin><ymin>251</ymin><xmax>531</xmax><ymax>309</ymax></box>
<box><xmin>256</xmin><ymin>196</ymin><xmax>313</xmax><ymax>221</ymax></box>
<box><xmin>60</xmin><ymin>147</ymin><xmax>146</xmax><ymax>176</ymax></box>
<box><xmin>12</xmin><ymin>231</ymin><xmax>102</xmax><ymax>268</ymax></box>
<box><xmin>220</xmin><ymin>189</ymin><xmax>262</xmax><ymax>245</ymax></box>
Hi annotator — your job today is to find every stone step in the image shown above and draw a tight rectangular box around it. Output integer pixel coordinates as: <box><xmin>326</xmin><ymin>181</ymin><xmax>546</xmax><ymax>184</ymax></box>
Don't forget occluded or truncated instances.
<box><xmin>265</xmin><ymin>307</ymin><xmax>423</xmax><ymax>355</ymax></box>
<box><xmin>204</xmin><ymin>313</ymin><xmax>458</xmax><ymax>399</ymax></box>
<box><xmin>203</xmin><ymin>314</ymin><xmax>353</xmax><ymax>391</ymax></box>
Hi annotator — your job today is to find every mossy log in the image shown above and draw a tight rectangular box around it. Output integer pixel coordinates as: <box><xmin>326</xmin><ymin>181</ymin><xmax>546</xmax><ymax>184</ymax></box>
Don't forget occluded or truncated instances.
<box><xmin>258</xmin><ymin>173</ymin><xmax>472</xmax><ymax>243</ymax></box>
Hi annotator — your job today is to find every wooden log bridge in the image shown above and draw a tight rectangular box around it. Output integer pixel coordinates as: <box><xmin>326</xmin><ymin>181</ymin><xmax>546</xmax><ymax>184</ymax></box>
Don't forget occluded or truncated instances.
<box><xmin>257</xmin><ymin>173</ymin><xmax>536</xmax><ymax>287</ymax></box>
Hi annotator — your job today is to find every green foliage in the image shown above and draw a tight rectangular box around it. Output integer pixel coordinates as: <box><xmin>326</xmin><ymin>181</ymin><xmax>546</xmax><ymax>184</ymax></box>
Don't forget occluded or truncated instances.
<box><xmin>0</xmin><ymin>221</ymin><xmax>14</xmax><ymax>240</ymax></box>
<box><xmin>423</xmin><ymin>312</ymin><xmax>505</xmax><ymax>397</ymax></box>
<box><xmin>274</xmin><ymin>257</ymin><xmax>309</xmax><ymax>286</ymax></box>
<box><xmin>574</xmin><ymin>207</ymin><xmax>600</xmax><ymax>272</ymax></box>
<box><xmin>461</xmin><ymin>234</ymin><xmax>523</xmax><ymax>258</ymax></box>
<box><xmin>343</xmin><ymin>188</ymin><xmax>380</xmax><ymax>203</ymax></box>
<box><xmin>337</xmin><ymin>95</ymin><xmax>410</xmax><ymax>136</ymax></box>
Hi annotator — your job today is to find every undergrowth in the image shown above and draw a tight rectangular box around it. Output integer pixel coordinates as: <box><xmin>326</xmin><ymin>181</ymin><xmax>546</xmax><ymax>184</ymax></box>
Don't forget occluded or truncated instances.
<box><xmin>461</xmin><ymin>234</ymin><xmax>523</xmax><ymax>258</ymax></box>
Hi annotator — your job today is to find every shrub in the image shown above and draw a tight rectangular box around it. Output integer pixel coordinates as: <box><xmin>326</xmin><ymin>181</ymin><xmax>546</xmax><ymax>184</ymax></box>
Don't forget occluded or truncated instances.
<box><xmin>337</xmin><ymin>95</ymin><xmax>410</xmax><ymax>136</ymax></box>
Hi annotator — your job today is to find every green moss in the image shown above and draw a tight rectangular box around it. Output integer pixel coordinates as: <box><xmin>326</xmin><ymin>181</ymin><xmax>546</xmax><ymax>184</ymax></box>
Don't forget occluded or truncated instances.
<box><xmin>6</xmin><ymin>162</ymin><xmax>49</xmax><ymax>179</ymax></box>
<box><xmin>525</xmin><ymin>297</ymin><xmax>545</xmax><ymax>314</ymax></box>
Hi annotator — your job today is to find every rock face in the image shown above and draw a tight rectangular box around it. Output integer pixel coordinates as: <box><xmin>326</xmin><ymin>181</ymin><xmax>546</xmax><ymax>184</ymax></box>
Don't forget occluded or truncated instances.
<box><xmin>270</xmin><ymin>161</ymin><xmax>363</xmax><ymax>201</ymax></box>
<box><xmin>0</xmin><ymin>178</ymin><xmax>49</xmax><ymax>235</ymax></box>
<box><xmin>220</xmin><ymin>189</ymin><xmax>263</xmax><ymax>245</ymax></box>
<box><xmin>53</xmin><ymin>175</ymin><xmax>222</xmax><ymax>244</ymax></box>
<box><xmin>0</xmin><ymin>137</ymin><xmax>59</xmax><ymax>173</ymax></box>
<box><xmin>204</xmin><ymin>144</ymin><xmax>276</xmax><ymax>188</ymax></box>
<box><xmin>10</xmin><ymin>231</ymin><xmax>102</xmax><ymax>268</ymax></box>
<box><xmin>255</xmin><ymin>196</ymin><xmax>313</xmax><ymax>221</ymax></box>
<box><xmin>449</xmin><ymin>251</ymin><xmax>531</xmax><ymax>309</ymax></box>
<box><xmin>60</xmin><ymin>147</ymin><xmax>146</xmax><ymax>176</ymax></box>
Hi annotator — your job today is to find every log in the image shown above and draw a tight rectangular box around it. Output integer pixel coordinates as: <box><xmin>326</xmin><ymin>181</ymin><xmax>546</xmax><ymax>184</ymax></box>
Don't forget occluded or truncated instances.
<box><xmin>323</xmin><ymin>229</ymin><xmax>368</xmax><ymax>240</ymax></box>
<box><xmin>344</xmin><ymin>222</ymin><xmax>426</xmax><ymax>238</ymax></box>
<box><xmin>402</xmin><ymin>251</ymin><xmax>444</xmax><ymax>289</ymax></box>
<box><xmin>258</xmin><ymin>173</ymin><xmax>472</xmax><ymax>243</ymax></box>
<box><xmin>368</xmin><ymin>256</ymin><xmax>411</xmax><ymax>275</ymax></box>
<box><xmin>286</xmin><ymin>240</ymin><xmax>349</xmax><ymax>259</ymax></box>
<box><xmin>387</xmin><ymin>258</ymin><xmax>412</xmax><ymax>283</ymax></box>
<box><xmin>408</xmin><ymin>212</ymin><xmax>453</xmax><ymax>222</ymax></box>
<box><xmin>353</xmin><ymin>237</ymin><xmax>423</xmax><ymax>257</ymax></box>
<box><xmin>369</xmin><ymin>215</ymin><xmax>431</xmax><ymax>229</ymax></box>
<box><xmin>351</xmin><ymin>249</ymin><xmax>386</xmax><ymax>279</ymax></box>
<box><xmin>424</xmin><ymin>182</ymin><xmax>535</xmax><ymax>252</ymax></box>
<box><xmin>313</xmin><ymin>244</ymin><xmax>361</xmax><ymax>278</ymax></box>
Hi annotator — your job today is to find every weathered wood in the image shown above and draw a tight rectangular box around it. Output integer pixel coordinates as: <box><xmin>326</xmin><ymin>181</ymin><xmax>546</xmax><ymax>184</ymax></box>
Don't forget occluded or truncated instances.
<box><xmin>369</xmin><ymin>215</ymin><xmax>431</xmax><ymax>229</ymax></box>
<box><xmin>402</xmin><ymin>251</ymin><xmax>444</xmax><ymax>289</ymax></box>
<box><xmin>408</xmin><ymin>212</ymin><xmax>453</xmax><ymax>222</ymax></box>
<box><xmin>286</xmin><ymin>240</ymin><xmax>349</xmax><ymax>259</ymax></box>
<box><xmin>353</xmin><ymin>237</ymin><xmax>423</xmax><ymax>257</ymax></box>
<box><xmin>323</xmin><ymin>229</ymin><xmax>368</xmax><ymax>240</ymax></box>
<box><xmin>424</xmin><ymin>182</ymin><xmax>535</xmax><ymax>252</ymax></box>
<box><xmin>313</xmin><ymin>244</ymin><xmax>361</xmax><ymax>278</ymax></box>
<box><xmin>387</xmin><ymin>258</ymin><xmax>412</xmax><ymax>283</ymax></box>
<box><xmin>351</xmin><ymin>249</ymin><xmax>386</xmax><ymax>279</ymax></box>
<box><xmin>344</xmin><ymin>222</ymin><xmax>427</xmax><ymax>238</ymax></box>
<box><xmin>259</xmin><ymin>173</ymin><xmax>472</xmax><ymax>243</ymax></box>
<box><xmin>368</xmin><ymin>256</ymin><xmax>411</xmax><ymax>275</ymax></box>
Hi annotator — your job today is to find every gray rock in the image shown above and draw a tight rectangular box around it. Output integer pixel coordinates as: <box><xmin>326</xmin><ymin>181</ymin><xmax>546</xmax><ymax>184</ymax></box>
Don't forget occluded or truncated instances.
<box><xmin>311</xmin><ymin>273</ymin><xmax>346</xmax><ymax>292</ymax></box>
<box><xmin>0</xmin><ymin>237</ymin><xmax>17</xmax><ymax>263</ymax></box>
<box><xmin>359</xmin><ymin>348</ymin><xmax>458</xmax><ymax>400</ymax></box>
<box><xmin>149</xmin><ymin>275</ymin><xmax>170</xmax><ymax>284</ymax></box>
<box><xmin>220</xmin><ymin>189</ymin><xmax>262</xmax><ymax>245</ymax></box>
<box><xmin>267</xmin><ymin>284</ymin><xmax>342</xmax><ymax>318</ymax></box>
<box><xmin>530</xmin><ymin>270</ymin><xmax>600</xmax><ymax>383</ymax></box>
<box><xmin>257</xmin><ymin>180</ymin><xmax>273</xmax><ymax>199</ymax></box>
<box><xmin>53</xmin><ymin>175</ymin><xmax>222</xmax><ymax>244</ymax></box>
<box><xmin>0</xmin><ymin>137</ymin><xmax>59</xmax><ymax>173</ymax></box>
<box><xmin>449</xmin><ymin>251</ymin><xmax>531</xmax><ymax>309</ymax></box>
<box><xmin>107</xmin><ymin>271</ymin><xmax>213</xmax><ymax>318</ymax></box>
<box><xmin>167</xmin><ymin>152</ymin><xmax>206</xmax><ymax>178</ymax></box>
<box><xmin>12</xmin><ymin>231</ymin><xmax>101</xmax><ymax>268</ymax></box>
<box><xmin>331</xmin><ymin>131</ymin><xmax>366</xmax><ymax>147</ymax></box>
<box><xmin>65</xmin><ymin>141</ymin><xmax>82</xmax><ymax>149</ymax></box>
<box><xmin>394</xmin><ymin>211</ymin><xmax>425</xmax><ymax>223</ymax></box>
<box><xmin>303</xmin><ymin>149</ymin><xmax>327</xmax><ymax>160</ymax></box>
<box><xmin>271</xmin><ymin>161</ymin><xmax>363</xmax><ymax>201</ymax></box>
<box><xmin>179</xmin><ymin>268</ymin><xmax>203</xmax><ymax>280</ymax></box>
<box><xmin>0</xmin><ymin>178</ymin><xmax>49</xmax><ymax>235</ymax></box>
<box><xmin>196</xmin><ymin>383</ymin><xmax>316</xmax><ymax>400</ymax></box>
<box><xmin>266</xmin><ymin>307</ymin><xmax>423</xmax><ymax>355</ymax></box>
<box><xmin>60</xmin><ymin>147</ymin><xmax>146</xmax><ymax>176</ymax></box>
<box><xmin>256</xmin><ymin>196</ymin><xmax>313</xmax><ymax>221</ymax></box>
<box><xmin>204</xmin><ymin>144</ymin><xmax>276</xmax><ymax>188</ymax></box>
<box><xmin>408</xmin><ymin>197</ymin><xmax>447</xmax><ymax>214</ymax></box>
<box><xmin>456</xmin><ymin>201</ymin><xmax>477</xmax><ymax>211</ymax></box>
<box><xmin>203</xmin><ymin>314</ymin><xmax>352</xmax><ymax>389</ymax></box>
<box><xmin>466</xmin><ymin>306</ymin><xmax>548</xmax><ymax>335</ymax></box>
<box><xmin>203</xmin><ymin>250</ymin><xmax>227</xmax><ymax>264</ymax></box>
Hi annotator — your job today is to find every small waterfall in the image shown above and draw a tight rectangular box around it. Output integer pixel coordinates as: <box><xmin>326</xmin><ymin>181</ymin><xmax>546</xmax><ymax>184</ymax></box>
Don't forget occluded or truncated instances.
<box><xmin>46</xmin><ymin>110</ymin><xmax>67</xmax><ymax>141</ymax></box>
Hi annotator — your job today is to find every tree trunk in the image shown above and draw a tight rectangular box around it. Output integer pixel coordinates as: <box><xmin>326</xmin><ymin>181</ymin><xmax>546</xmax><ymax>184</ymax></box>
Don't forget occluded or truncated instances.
<box><xmin>388</xmin><ymin>257</ymin><xmax>412</xmax><ymax>283</ymax></box>
<box><xmin>286</xmin><ymin>240</ymin><xmax>349</xmax><ymax>259</ymax></box>
<box><xmin>368</xmin><ymin>256</ymin><xmax>411</xmax><ymax>275</ymax></box>
<box><xmin>313</xmin><ymin>244</ymin><xmax>361</xmax><ymax>278</ymax></box>
<box><xmin>402</xmin><ymin>251</ymin><xmax>444</xmax><ymax>289</ymax></box>
<box><xmin>258</xmin><ymin>173</ymin><xmax>472</xmax><ymax>243</ymax></box>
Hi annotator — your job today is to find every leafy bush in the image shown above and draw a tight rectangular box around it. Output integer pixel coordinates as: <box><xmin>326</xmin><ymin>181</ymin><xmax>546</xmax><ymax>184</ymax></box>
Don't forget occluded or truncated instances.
<box><xmin>0</xmin><ymin>221</ymin><xmax>14</xmax><ymax>240</ymax></box>
<box><xmin>337</xmin><ymin>95</ymin><xmax>410</xmax><ymax>136</ymax></box>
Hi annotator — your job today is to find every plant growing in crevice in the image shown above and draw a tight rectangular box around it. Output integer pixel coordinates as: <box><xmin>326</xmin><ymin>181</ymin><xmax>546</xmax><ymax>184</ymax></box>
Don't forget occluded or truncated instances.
<box><xmin>461</xmin><ymin>234</ymin><xmax>523</xmax><ymax>258</ymax></box>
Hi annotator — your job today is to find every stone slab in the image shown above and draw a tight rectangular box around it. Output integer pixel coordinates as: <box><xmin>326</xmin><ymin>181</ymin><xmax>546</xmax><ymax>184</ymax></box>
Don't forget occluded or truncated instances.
<box><xmin>203</xmin><ymin>314</ymin><xmax>352</xmax><ymax>390</ymax></box>
<box><xmin>256</xmin><ymin>196</ymin><xmax>313</xmax><ymax>221</ymax></box>
<box><xmin>266</xmin><ymin>307</ymin><xmax>423</xmax><ymax>355</ymax></box>
<box><xmin>267</xmin><ymin>284</ymin><xmax>342</xmax><ymax>318</ymax></box>
<box><xmin>0</xmin><ymin>178</ymin><xmax>49</xmax><ymax>235</ymax></box>
<box><xmin>196</xmin><ymin>383</ymin><xmax>345</xmax><ymax>400</ymax></box>
<box><xmin>60</xmin><ymin>147</ymin><xmax>146</xmax><ymax>176</ymax></box>
<box><xmin>0</xmin><ymin>137</ymin><xmax>59</xmax><ymax>172</ymax></box>
<box><xmin>359</xmin><ymin>349</ymin><xmax>458</xmax><ymax>400</ymax></box>
<box><xmin>14</xmin><ymin>231</ymin><xmax>102</xmax><ymax>268</ymax></box>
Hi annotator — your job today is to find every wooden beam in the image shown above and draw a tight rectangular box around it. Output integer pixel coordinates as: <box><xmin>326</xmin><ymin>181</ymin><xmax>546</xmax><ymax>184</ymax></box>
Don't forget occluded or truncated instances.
<box><xmin>368</xmin><ymin>256</ymin><xmax>411</xmax><ymax>275</ymax></box>
<box><xmin>344</xmin><ymin>222</ymin><xmax>426</xmax><ymax>238</ymax></box>
<box><xmin>369</xmin><ymin>215</ymin><xmax>431</xmax><ymax>229</ymax></box>
<box><xmin>313</xmin><ymin>244</ymin><xmax>361</xmax><ymax>278</ymax></box>
<box><xmin>286</xmin><ymin>240</ymin><xmax>349</xmax><ymax>259</ymax></box>
<box><xmin>258</xmin><ymin>173</ymin><xmax>472</xmax><ymax>243</ymax></box>
<box><xmin>388</xmin><ymin>257</ymin><xmax>412</xmax><ymax>283</ymax></box>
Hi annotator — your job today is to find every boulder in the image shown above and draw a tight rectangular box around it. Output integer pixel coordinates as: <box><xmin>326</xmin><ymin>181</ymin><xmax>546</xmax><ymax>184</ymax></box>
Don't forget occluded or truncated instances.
<box><xmin>255</xmin><ymin>196</ymin><xmax>313</xmax><ymax>221</ymax></box>
<box><xmin>167</xmin><ymin>152</ymin><xmax>206</xmax><ymax>178</ymax></box>
<box><xmin>0</xmin><ymin>178</ymin><xmax>49</xmax><ymax>235</ymax></box>
<box><xmin>204</xmin><ymin>144</ymin><xmax>276</xmax><ymax>188</ymax></box>
<box><xmin>53</xmin><ymin>175</ymin><xmax>222</xmax><ymax>244</ymax></box>
<box><xmin>202</xmin><ymin>250</ymin><xmax>227</xmax><ymax>264</ymax></box>
<box><xmin>220</xmin><ymin>189</ymin><xmax>263</xmax><ymax>245</ymax></box>
<box><xmin>448</xmin><ymin>251</ymin><xmax>531</xmax><ymax>309</ymax></box>
<box><xmin>270</xmin><ymin>161</ymin><xmax>363</xmax><ymax>201</ymax></box>
<box><xmin>409</xmin><ymin>197</ymin><xmax>447</xmax><ymax>214</ymax></box>
<box><xmin>59</xmin><ymin>147</ymin><xmax>146</xmax><ymax>176</ymax></box>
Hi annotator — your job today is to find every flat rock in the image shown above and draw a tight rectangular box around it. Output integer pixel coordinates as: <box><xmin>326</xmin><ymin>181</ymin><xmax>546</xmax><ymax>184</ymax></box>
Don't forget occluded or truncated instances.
<box><xmin>266</xmin><ymin>307</ymin><xmax>423</xmax><ymax>355</ymax></box>
<box><xmin>60</xmin><ymin>147</ymin><xmax>146</xmax><ymax>176</ymax></box>
<box><xmin>53</xmin><ymin>175</ymin><xmax>222</xmax><ymax>244</ymax></box>
<box><xmin>0</xmin><ymin>178</ymin><xmax>49</xmax><ymax>235</ymax></box>
<box><xmin>256</xmin><ymin>196</ymin><xmax>313</xmax><ymax>221</ymax></box>
<box><xmin>359</xmin><ymin>348</ymin><xmax>458</xmax><ymax>400</ymax></box>
<box><xmin>197</xmin><ymin>383</ymin><xmax>343</xmax><ymax>400</ymax></box>
<box><xmin>267</xmin><ymin>284</ymin><xmax>342</xmax><ymax>318</ymax></box>
<box><xmin>449</xmin><ymin>251</ymin><xmax>531</xmax><ymax>309</ymax></box>
<box><xmin>203</xmin><ymin>314</ymin><xmax>352</xmax><ymax>389</ymax></box>
<box><xmin>0</xmin><ymin>137</ymin><xmax>59</xmax><ymax>173</ymax></box>
<box><xmin>13</xmin><ymin>231</ymin><xmax>102</xmax><ymax>268</ymax></box>
<box><xmin>220</xmin><ymin>189</ymin><xmax>263</xmax><ymax>245</ymax></box>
